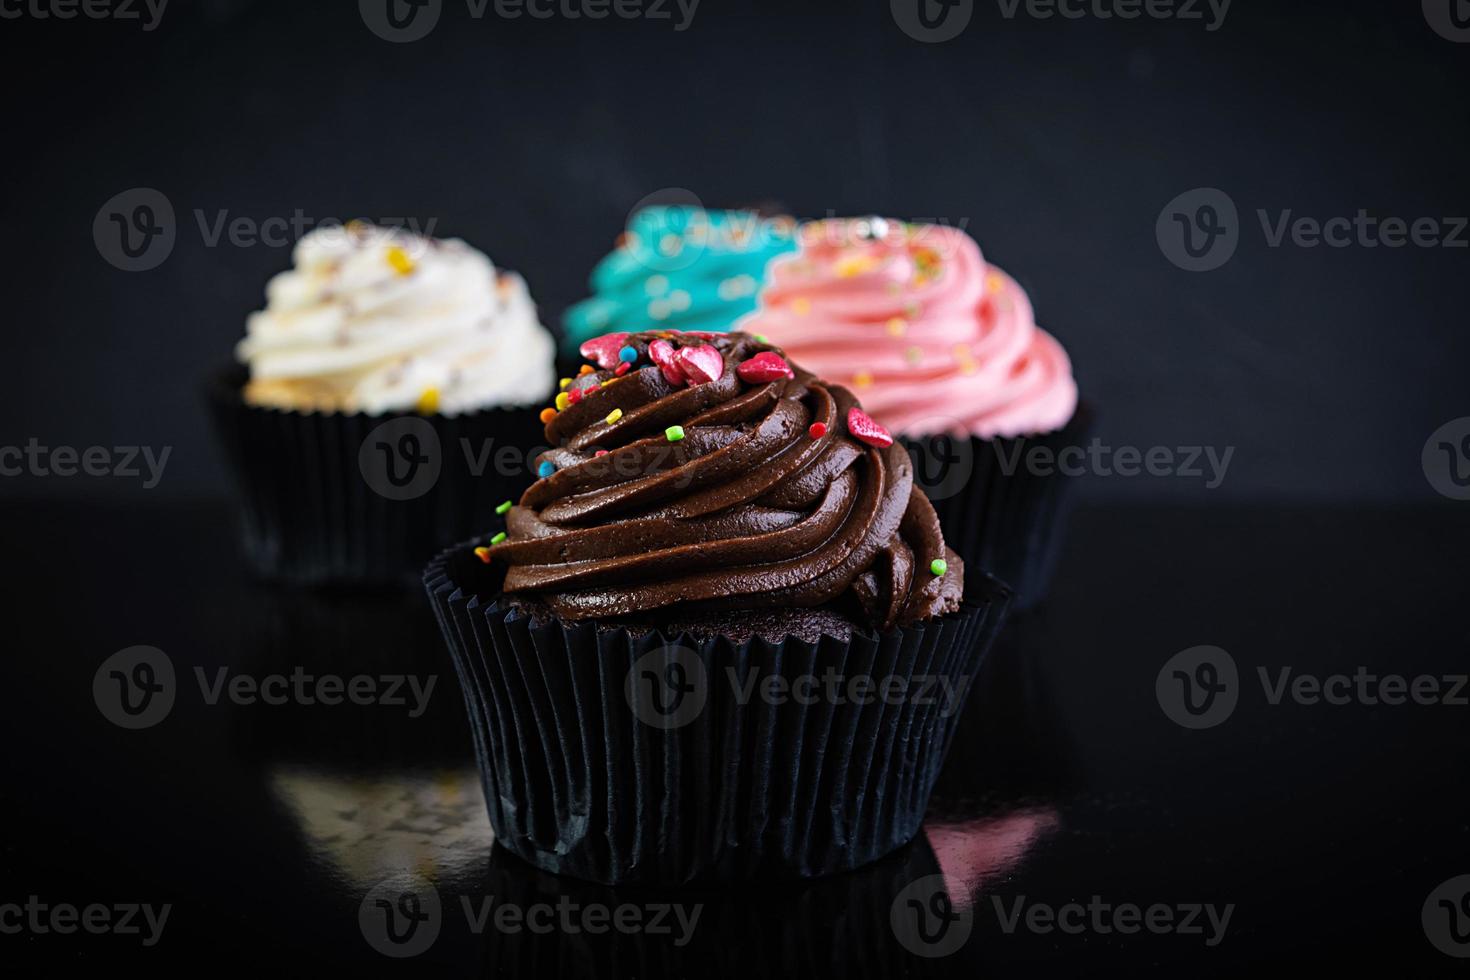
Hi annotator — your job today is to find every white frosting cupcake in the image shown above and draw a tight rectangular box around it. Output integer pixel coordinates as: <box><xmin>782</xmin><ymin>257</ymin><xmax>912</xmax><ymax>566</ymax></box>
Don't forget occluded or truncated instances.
<box><xmin>237</xmin><ymin>223</ymin><xmax>555</xmax><ymax>415</ymax></box>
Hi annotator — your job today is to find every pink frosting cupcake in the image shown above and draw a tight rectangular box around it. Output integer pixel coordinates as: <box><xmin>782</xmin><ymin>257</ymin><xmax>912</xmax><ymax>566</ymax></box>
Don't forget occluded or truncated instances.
<box><xmin>742</xmin><ymin>217</ymin><xmax>1077</xmax><ymax>439</ymax></box>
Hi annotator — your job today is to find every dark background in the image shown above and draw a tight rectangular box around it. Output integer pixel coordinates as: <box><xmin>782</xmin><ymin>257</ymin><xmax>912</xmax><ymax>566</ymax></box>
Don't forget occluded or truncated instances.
<box><xmin>2</xmin><ymin>0</ymin><xmax>1466</xmax><ymax>502</ymax></box>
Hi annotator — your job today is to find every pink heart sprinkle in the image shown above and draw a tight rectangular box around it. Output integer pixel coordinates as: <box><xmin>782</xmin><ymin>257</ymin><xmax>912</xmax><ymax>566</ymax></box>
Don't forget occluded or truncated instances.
<box><xmin>736</xmin><ymin>352</ymin><xmax>794</xmax><ymax>384</ymax></box>
<box><xmin>578</xmin><ymin>332</ymin><xmax>631</xmax><ymax>370</ymax></box>
<box><xmin>675</xmin><ymin>344</ymin><xmax>725</xmax><ymax>386</ymax></box>
<box><xmin>846</xmin><ymin>406</ymin><xmax>893</xmax><ymax>448</ymax></box>
<box><xmin>648</xmin><ymin>339</ymin><xmax>686</xmax><ymax>386</ymax></box>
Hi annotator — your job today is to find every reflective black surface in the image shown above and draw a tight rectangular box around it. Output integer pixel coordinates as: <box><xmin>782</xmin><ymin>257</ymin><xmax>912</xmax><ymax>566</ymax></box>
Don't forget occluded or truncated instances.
<box><xmin>4</xmin><ymin>500</ymin><xmax>1467</xmax><ymax>973</ymax></box>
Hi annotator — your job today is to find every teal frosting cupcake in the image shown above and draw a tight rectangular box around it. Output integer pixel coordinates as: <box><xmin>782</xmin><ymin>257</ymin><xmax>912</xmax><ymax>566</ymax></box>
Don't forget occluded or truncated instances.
<box><xmin>562</xmin><ymin>206</ymin><xmax>797</xmax><ymax>354</ymax></box>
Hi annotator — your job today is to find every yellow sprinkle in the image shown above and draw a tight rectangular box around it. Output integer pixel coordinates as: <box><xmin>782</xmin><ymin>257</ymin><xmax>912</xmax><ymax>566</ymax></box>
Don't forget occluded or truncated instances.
<box><xmin>791</xmin><ymin>297</ymin><xmax>812</xmax><ymax>316</ymax></box>
<box><xmin>555</xmin><ymin>392</ymin><xmax>570</xmax><ymax>412</ymax></box>
<box><xmin>415</xmin><ymin>387</ymin><xmax>439</xmax><ymax>414</ymax></box>
<box><xmin>885</xmin><ymin>317</ymin><xmax>907</xmax><ymax>337</ymax></box>
<box><xmin>473</xmin><ymin>546</ymin><xmax>492</xmax><ymax>564</ymax></box>
<box><xmin>834</xmin><ymin>254</ymin><xmax>879</xmax><ymax>278</ymax></box>
<box><xmin>986</xmin><ymin>272</ymin><xmax>1006</xmax><ymax>294</ymax></box>
<box><xmin>559</xmin><ymin>377</ymin><xmax>571</xmax><ymax>390</ymax></box>
<box><xmin>386</xmin><ymin>246</ymin><xmax>416</xmax><ymax>276</ymax></box>
<box><xmin>605</xmin><ymin>408</ymin><xmax>623</xmax><ymax>425</ymax></box>
<box><xmin>853</xmin><ymin>371</ymin><xmax>874</xmax><ymax>389</ymax></box>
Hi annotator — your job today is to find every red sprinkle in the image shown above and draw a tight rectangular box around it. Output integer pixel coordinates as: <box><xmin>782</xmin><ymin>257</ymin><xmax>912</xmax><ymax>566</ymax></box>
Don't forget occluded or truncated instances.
<box><xmin>808</xmin><ymin>422</ymin><xmax>828</xmax><ymax>439</ymax></box>
<box><xmin>594</xmin><ymin>449</ymin><xmax>609</xmax><ymax>457</ymax></box>
<box><xmin>737</xmin><ymin>352</ymin><xmax>795</xmax><ymax>384</ymax></box>
<box><xmin>648</xmin><ymin>339</ymin><xmax>686</xmax><ymax>386</ymax></box>
<box><xmin>615</xmin><ymin>361</ymin><xmax>632</xmax><ymax>376</ymax></box>
<box><xmin>675</xmin><ymin>344</ymin><xmax>725</xmax><ymax>386</ymax></box>
<box><xmin>568</xmin><ymin>387</ymin><xmax>584</xmax><ymax>405</ymax></box>
<box><xmin>578</xmin><ymin>332</ymin><xmax>631</xmax><ymax>370</ymax></box>
<box><xmin>846</xmin><ymin>407</ymin><xmax>893</xmax><ymax>448</ymax></box>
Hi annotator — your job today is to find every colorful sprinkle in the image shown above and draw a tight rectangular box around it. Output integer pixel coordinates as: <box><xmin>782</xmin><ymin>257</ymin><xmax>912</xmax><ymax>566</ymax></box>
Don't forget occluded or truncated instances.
<box><xmin>594</xmin><ymin>449</ymin><xmax>609</xmax><ymax>457</ymax></box>
<box><xmin>537</xmin><ymin>461</ymin><xmax>556</xmax><ymax>478</ymax></box>
<box><xmin>809</xmin><ymin>422</ymin><xmax>828</xmax><ymax>439</ymax></box>
<box><xmin>495</xmin><ymin>500</ymin><xmax>512</xmax><ymax>515</ymax></box>
<box><xmin>853</xmin><ymin>371</ymin><xmax>874</xmax><ymax>389</ymax></box>
<box><xmin>791</xmin><ymin>297</ymin><xmax>812</xmax><ymax>316</ymax></box>
<box><xmin>885</xmin><ymin>317</ymin><xmax>907</xmax><ymax>337</ymax></box>
<box><xmin>605</xmin><ymin>408</ymin><xmax>623</xmax><ymax>425</ymax></box>
<box><xmin>675</xmin><ymin>344</ymin><xmax>724</xmax><ymax>386</ymax></box>
<box><xmin>846</xmin><ymin>406</ymin><xmax>894</xmax><ymax>448</ymax></box>
<box><xmin>619</xmin><ymin>345</ymin><xmax>639</xmax><ymax>364</ymax></box>
<box><xmin>559</xmin><ymin>377</ymin><xmax>572</xmax><ymax>390</ymax></box>
<box><xmin>473</xmin><ymin>546</ymin><xmax>492</xmax><ymax>563</ymax></box>
<box><xmin>386</xmin><ymin>246</ymin><xmax>416</xmax><ymax>275</ymax></box>
<box><xmin>539</xmin><ymin>407</ymin><xmax>557</xmax><ymax>424</ymax></box>
<box><xmin>904</xmin><ymin>345</ymin><xmax>923</xmax><ymax>366</ymax></box>
<box><xmin>754</xmin><ymin>334</ymin><xmax>769</xmax><ymax>344</ymax></box>
<box><xmin>579</xmin><ymin>332</ymin><xmax>631</xmax><ymax>370</ymax></box>
<box><xmin>555</xmin><ymin>392</ymin><xmax>570</xmax><ymax>412</ymax></box>
<box><xmin>415</xmin><ymin>387</ymin><xmax>439</xmax><ymax>414</ymax></box>
<box><xmin>491</xmin><ymin>531</ymin><xmax>508</xmax><ymax>545</ymax></box>
<box><xmin>665</xmin><ymin>425</ymin><xmax>685</xmax><ymax>442</ymax></box>
<box><xmin>615</xmin><ymin>361</ymin><xmax>632</xmax><ymax>376</ymax></box>
<box><xmin>568</xmin><ymin>387</ymin><xmax>584</xmax><ymax>405</ymax></box>
<box><xmin>579</xmin><ymin>364</ymin><xmax>596</xmax><ymax>376</ymax></box>
<box><xmin>736</xmin><ymin>352</ymin><xmax>794</xmax><ymax>384</ymax></box>
<box><xmin>930</xmin><ymin>558</ymin><xmax>948</xmax><ymax>576</ymax></box>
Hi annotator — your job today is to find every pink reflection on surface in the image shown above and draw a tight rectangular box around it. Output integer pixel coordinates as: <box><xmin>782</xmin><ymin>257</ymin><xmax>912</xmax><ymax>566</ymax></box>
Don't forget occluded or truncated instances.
<box><xmin>924</xmin><ymin>807</ymin><xmax>1060</xmax><ymax>909</ymax></box>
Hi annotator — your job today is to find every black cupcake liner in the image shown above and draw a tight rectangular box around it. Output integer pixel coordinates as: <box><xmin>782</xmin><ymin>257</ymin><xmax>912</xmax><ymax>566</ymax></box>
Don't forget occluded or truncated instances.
<box><xmin>207</xmin><ymin>369</ymin><xmax>549</xmax><ymax>588</ymax></box>
<box><xmin>900</xmin><ymin>402</ymin><xmax>1094</xmax><ymax>611</ymax></box>
<box><xmin>425</xmin><ymin>541</ymin><xmax>1012</xmax><ymax>886</ymax></box>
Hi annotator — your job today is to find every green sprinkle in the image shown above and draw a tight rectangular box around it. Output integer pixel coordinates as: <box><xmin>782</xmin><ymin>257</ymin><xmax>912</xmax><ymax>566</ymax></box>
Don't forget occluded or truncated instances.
<box><xmin>755</xmin><ymin>334</ymin><xmax>769</xmax><ymax>343</ymax></box>
<box><xmin>665</xmin><ymin>425</ymin><xmax>685</xmax><ymax>442</ymax></box>
<box><xmin>491</xmin><ymin>531</ymin><xmax>507</xmax><ymax>545</ymax></box>
<box><xmin>495</xmin><ymin>500</ymin><xmax>512</xmax><ymax>515</ymax></box>
<box><xmin>930</xmin><ymin>558</ymin><xmax>948</xmax><ymax>576</ymax></box>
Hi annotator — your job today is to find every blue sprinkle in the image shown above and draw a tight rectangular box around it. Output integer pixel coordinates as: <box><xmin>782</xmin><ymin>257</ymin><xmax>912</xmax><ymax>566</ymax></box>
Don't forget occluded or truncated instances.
<box><xmin>619</xmin><ymin>345</ymin><xmax>639</xmax><ymax>364</ymax></box>
<box><xmin>537</xmin><ymin>461</ymin><xmax>556</xmax><ymax>479</ymax></box>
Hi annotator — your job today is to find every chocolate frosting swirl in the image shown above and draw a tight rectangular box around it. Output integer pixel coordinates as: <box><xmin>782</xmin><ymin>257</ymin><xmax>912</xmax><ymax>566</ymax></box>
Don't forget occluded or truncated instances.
<box><xmin>481</xmin><ymin>330</ymin><xmax>963</xmax><ymax>631</ymax></box>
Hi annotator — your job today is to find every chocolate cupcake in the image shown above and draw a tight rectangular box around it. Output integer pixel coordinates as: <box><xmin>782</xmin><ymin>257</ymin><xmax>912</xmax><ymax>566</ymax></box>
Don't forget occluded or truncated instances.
<box><xmin>425</xmin><ymin>329</ymin><xmax>1011</xmax><ymax>884</ymax></box>
<box><xmin>745</xmin><ymin>218</ymin><xmax>1090</xmax><ymax>608</ymax></box>
<box><xmin>210</xmin><ymin>222</ymin><xmax>556</xmax><ymax>586</ymax></box>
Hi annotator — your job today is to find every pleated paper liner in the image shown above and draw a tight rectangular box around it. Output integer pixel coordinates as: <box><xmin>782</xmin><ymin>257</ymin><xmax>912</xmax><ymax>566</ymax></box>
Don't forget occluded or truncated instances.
<box><xmin>207</xmin><ymin>368</ymin><xmax>549</xmax><ymax>588</ymax></box>
<box><xmin>425</xmin><ymin>540</ymin><xmax>1012</xmax><ymax>886</ymax></box>
<box><xmin>900</xmin><ymin>402</ymin><xmax>1094</xmax><ymax>611</ymax></box>
<box><xmin>479</xmin><ymin>832</ymin><xmax>948</xmax><ymax>979</ymax></box>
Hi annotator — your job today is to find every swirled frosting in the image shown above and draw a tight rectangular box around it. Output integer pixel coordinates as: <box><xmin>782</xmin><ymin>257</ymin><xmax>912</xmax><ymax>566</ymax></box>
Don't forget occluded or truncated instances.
<box><xmin>237</xmin><ymin>223</ymin><xmax>555</xmax><ymax>415</ymax></box>
<box><xmin>561</xmin><ymin>207</ymin><xmax>797</xmax><ymax>354</ymax></box>
<box><xmin>479</xmin><ymin>330</ymin><xmax>963</xmax><ymax>633</ymax></box>
<box><xmin>742</xmin><ymin>219</ymin><xmax>1077</xmax><ymax>440</ymax></box>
